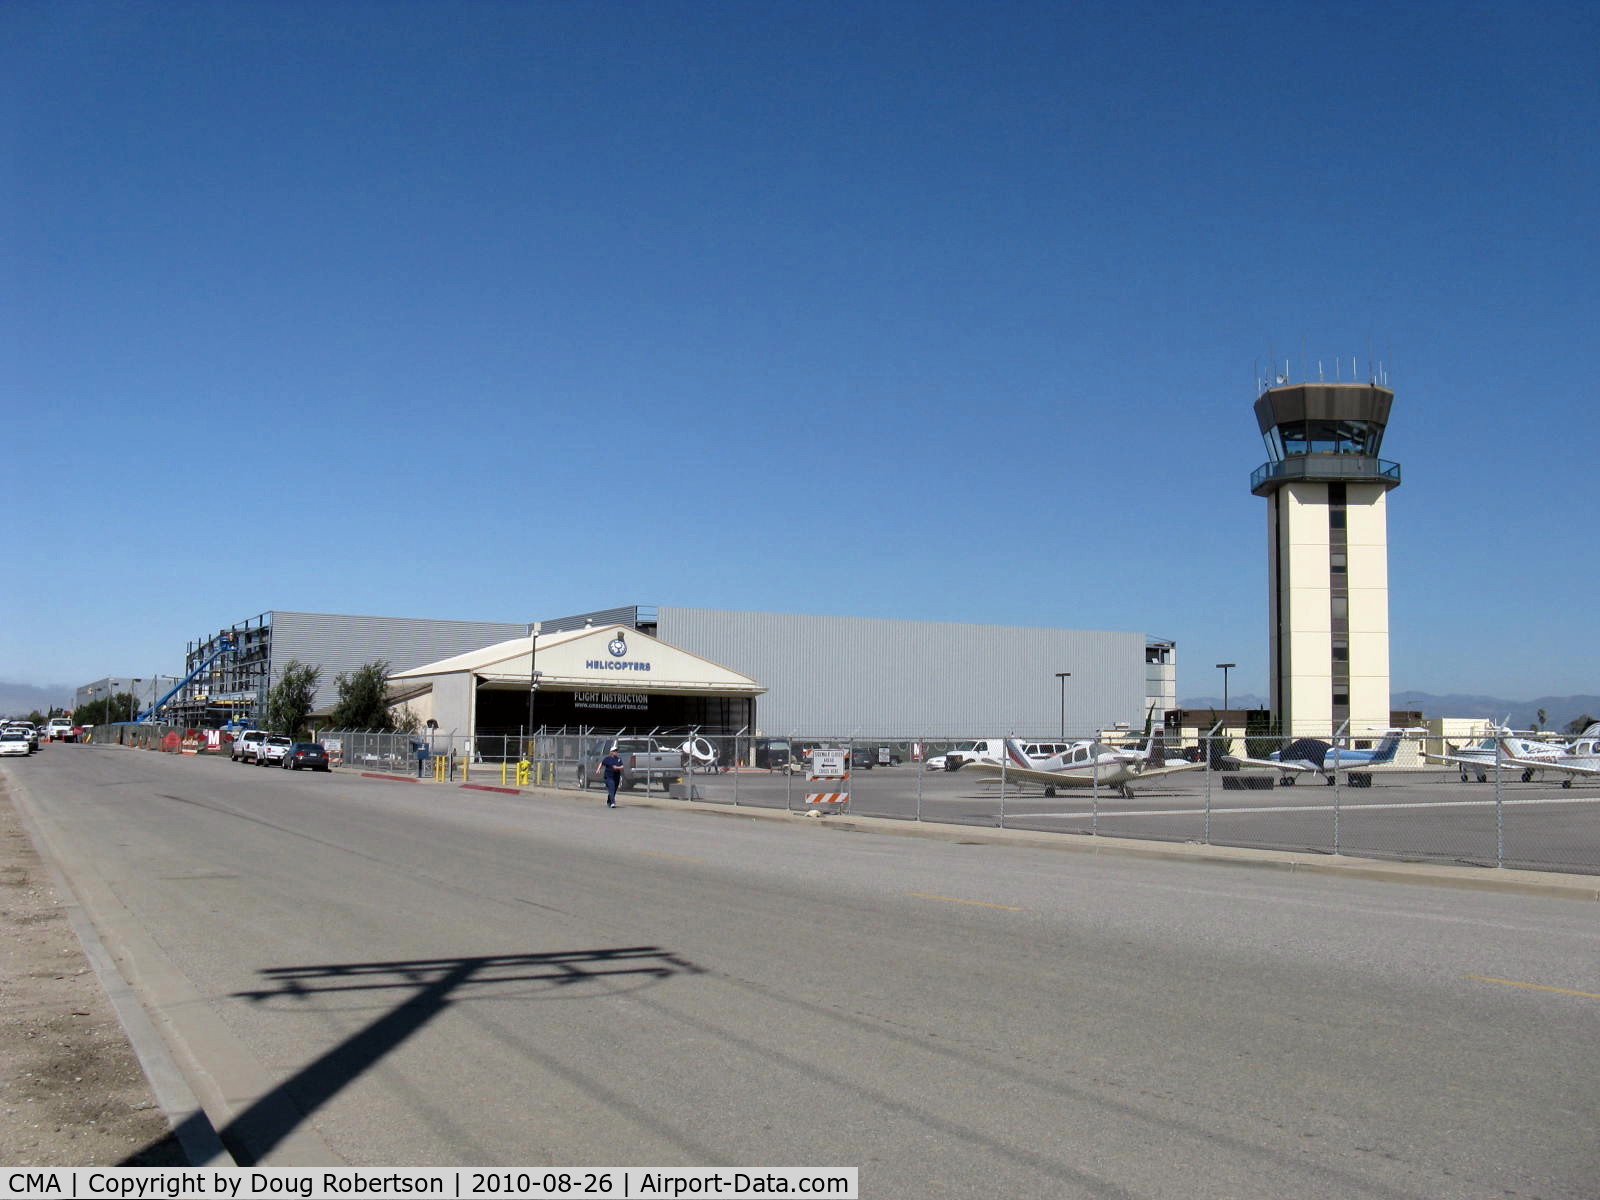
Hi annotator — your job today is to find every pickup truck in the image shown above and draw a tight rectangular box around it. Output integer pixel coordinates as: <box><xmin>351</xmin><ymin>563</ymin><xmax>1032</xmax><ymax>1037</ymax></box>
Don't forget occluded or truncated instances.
<box><xmin>45</xmin><ymin>718</ymin><xmax>76</xmax><ymax>743</ymax></box>
<box><xmin>576</xmin><ymin>737</ymin><xmax>683</xmax><ymax>792</ymax></box>
<box><xmin>231</xmin><ymin>730</ymin><xmax>267</xmax><ymax>763</ymax></box>
<box><xmin>257</xmin><ymin>734</ymin><xmax>294</xmax><ymax>766</ymax></box>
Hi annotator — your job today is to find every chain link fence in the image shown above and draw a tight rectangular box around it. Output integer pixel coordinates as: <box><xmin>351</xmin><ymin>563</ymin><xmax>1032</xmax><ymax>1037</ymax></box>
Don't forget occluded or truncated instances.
<box><xmin>94</xmin><ymin>721</ymin><xmax>1600</xmax><ymax>876</ymax></box>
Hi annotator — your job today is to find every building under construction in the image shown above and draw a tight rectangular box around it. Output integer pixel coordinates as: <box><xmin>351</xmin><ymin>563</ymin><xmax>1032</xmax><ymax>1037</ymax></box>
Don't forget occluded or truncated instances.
<box><xmin>162</xmin><ymin>611</ymin><xmax>528</xmax><ymax>729</ymax></box>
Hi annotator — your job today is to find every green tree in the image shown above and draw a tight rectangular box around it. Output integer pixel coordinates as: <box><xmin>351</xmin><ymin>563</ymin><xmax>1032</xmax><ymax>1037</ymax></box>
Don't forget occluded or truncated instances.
<box><xmin>267</xmin><ymin>659</ymin><xmax>322</xmax><ymax>740</ymax></box>
<box><xmin>1537</xmin><ymin>708</ymin><xmax>1547</xmax><ymax>730</ymax></box>
<box><xmin>1244</xmin><ymin>709</ymin><xmax>1281</xmax><ymax>759</ymax></box>
<box><xmin>26</xmin><ymin>709</ymin><xmax>45</xmax><ymax>726</ymax></box>
<box><xmin>73</xmin><ymin>693</ymin><xmax>134</xmax><ymax>726</ymax></box>
<box><xmin>1566</xmin><ymin>713</ymin><xmax>1597</xmax><ymax>735</ymax></box>
<box><xmin>327</xmin><ymin>660</ymin><xmax>398</xmax><ymax>731</ymax></box>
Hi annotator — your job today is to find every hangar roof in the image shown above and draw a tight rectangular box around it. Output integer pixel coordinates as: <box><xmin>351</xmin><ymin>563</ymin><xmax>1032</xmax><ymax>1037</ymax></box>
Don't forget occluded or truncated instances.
<box><xmin>391</xmin><ymin>623</ymin><xmax>765</xmax><ymax>695</ymax></box>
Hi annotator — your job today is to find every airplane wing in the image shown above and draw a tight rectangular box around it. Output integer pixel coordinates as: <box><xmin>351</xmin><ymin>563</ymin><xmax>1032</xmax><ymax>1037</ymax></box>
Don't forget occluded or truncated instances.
<box><xmin>962</xmin><ymin>762</ymin><xmax>1112</xmax><ymax>789</ymax></box>
<box><xmin>1422</xmin><ymin>752</ymin><xmax>1490</xmax><ymax>769</ymax></box>
<box><xmin>1129</xmin><ymin>761</ymin><xmax>1205</xmax><ymax>779</ymax></box>
<box><xmin>1502</xmin><ymin>754</ymin><xmax>1600</xmax><ymax>778</ymax></box>
<box><xmin>1221</xmin><ymin>755</ymin><xmax>1320</xmax><ymax>775</ymax></box>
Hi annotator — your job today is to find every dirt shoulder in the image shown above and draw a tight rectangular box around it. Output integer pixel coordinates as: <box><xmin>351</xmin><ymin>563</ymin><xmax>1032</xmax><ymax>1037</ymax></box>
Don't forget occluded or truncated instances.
<box><xmin>0</xmin><ymin>775</ymin><xmax>186</xmax><ymax>1165</ymax></box>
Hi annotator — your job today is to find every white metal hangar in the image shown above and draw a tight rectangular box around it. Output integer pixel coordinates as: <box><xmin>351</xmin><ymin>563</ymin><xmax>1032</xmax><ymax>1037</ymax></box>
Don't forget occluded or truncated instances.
<box><xmin>533</xmin><ymin>606</ymin><xmax>1172</xmax><ymax>738</ymax></box>
<box><xmin>387</xmin><ymin>624</ymin><xmax>765</xmax><ymax>740</ymax></box>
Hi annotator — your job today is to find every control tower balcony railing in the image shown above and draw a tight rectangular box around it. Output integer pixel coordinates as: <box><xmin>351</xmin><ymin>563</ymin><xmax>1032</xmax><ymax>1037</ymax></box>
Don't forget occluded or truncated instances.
<box><xmin>1251</xmin><ymin>455</ymin><xmax>1401</xmax><ymax>496</ymax></box>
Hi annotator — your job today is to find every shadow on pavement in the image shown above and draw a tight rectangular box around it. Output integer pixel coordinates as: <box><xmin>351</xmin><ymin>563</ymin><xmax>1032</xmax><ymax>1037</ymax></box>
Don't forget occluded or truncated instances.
<box><xmin>122</xmin><ymin>947</ymin><xmax>703</xmax><ymax>1167</ymax></box>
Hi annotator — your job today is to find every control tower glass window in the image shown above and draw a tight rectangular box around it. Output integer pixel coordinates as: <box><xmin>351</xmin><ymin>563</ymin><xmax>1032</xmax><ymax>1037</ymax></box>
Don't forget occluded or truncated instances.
<box><xmin>1263</xmin><ymin>419</ymin><xmax>1384</xmax><ymax>460</ymax></box>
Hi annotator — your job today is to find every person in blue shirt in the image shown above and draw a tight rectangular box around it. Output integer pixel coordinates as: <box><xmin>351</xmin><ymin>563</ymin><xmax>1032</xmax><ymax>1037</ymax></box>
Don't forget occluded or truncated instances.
<box><xmin>600</xmin><ymin>749</ymin><xmax>625</xmax><ymax>808</ymax></box>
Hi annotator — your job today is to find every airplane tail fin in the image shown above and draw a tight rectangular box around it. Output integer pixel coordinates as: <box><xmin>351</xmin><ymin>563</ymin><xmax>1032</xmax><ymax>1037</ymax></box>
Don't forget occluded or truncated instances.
<box><xmin>1143</xmin><ymin>731</ymin><xmax>1167</xmax><ymax>767</ymax></box>
<box><xmin>1003</xmin><ymin>738</ymin><xmax>1033</xmax><ymax>770</ymax></box>
<box><xmin>1368</xmin><ymin>733</ymin><xmax>1403</xmax><ymax>765</ymax></box>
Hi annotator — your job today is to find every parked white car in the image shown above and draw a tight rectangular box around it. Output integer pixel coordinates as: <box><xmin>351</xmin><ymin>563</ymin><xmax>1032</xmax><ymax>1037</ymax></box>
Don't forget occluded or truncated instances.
<box><xmin>3</xmin><ymin>723</ymin><xmax>39</xmax><ymax>753</ymax></box>
<box><xmin>0</xmin><ymin>729</ymin><xmax>31</xmax><ymax>757</ymax></box>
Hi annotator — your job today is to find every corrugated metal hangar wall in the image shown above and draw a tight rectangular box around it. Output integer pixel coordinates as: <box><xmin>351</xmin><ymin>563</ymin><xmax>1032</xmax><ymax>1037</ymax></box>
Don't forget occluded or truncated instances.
<box><xmin>651</xmin><ymin>607</ymin><xmax>1147</xmax><ymax>738</ymax></box>
<box><xmin>268</xmin><ymin>611</ymin><xmax>528</xmax><ymax>712</ymax></box>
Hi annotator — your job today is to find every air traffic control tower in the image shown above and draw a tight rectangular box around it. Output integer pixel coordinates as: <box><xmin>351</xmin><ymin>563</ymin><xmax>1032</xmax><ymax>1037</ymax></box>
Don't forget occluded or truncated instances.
<box><xmin>1251</xmin><ymin>379</ymin><xmax>1401</xmax><ymax>737</ymax></box>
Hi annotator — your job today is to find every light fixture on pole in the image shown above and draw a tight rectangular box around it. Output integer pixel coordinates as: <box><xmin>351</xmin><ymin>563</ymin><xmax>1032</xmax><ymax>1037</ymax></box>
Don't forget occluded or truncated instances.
<box><xmin>1055</xmin><ymin>672</ymin><xmax>1071</xmax><ymax>738</ymax></box>
<box><xmin>526</xmin><ymin>621</ymin><xmax>543</xmax><ymax>756</ymax></box>
<box><xmin>1216</xmin><ymin>663</ymin><xmax>1236</xmax><ymax>713</ymax></box>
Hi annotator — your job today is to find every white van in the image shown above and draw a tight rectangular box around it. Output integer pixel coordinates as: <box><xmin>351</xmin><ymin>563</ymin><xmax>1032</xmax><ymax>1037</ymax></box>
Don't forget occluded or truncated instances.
<box><xmin>942</xmin><ymin>739</ymin><xmax>1006</xmax><ymax>769</ymax></box>
<box><xmin>940</xmin><ymin>739</ymin><xmax>1082</xmax><ymax>769</ymax></box>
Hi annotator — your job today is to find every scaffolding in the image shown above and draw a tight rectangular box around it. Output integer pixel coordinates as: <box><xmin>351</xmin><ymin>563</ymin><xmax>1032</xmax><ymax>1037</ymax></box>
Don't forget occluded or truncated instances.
<box><xmin>162</xmin><ymin>613</ymin><xmax>272</xmax><ymax>729</ymax></box>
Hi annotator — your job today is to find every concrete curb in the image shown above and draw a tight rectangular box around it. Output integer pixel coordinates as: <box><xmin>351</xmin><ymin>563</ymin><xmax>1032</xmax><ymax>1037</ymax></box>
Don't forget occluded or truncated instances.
<box><xmin>7</xmin><ymin>775</ymin><xmax>235</xmax><ymax>1167</ymax></box>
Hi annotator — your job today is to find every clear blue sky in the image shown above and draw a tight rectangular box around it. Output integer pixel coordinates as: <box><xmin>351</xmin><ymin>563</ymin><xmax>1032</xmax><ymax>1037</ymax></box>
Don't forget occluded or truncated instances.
<box><xmin>4</xmin><ymin>1</ymin><xmax>1596</xmax><ymax>702</ymax></box>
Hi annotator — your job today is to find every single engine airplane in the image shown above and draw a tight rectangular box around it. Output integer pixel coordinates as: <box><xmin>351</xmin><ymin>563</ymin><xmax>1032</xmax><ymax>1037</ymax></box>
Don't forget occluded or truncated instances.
<box><xmin>1222</xmin><ymin>731</ymin><xmax>1411</xmax><ymax>786</ymax></box>
<box><xmin>961</xmin><ymin>736</ymin><xmax>1202</xmax><ymax>798</ymax></box>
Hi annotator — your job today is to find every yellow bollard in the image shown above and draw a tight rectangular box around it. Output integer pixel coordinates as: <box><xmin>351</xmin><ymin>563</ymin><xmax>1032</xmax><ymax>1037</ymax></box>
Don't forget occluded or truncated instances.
<box><xmin>433</xmin><ymin>755</ymin><xmax>447</xmax><ymax>782</ymax></box>
<box><xmin>501</xmin><ymin>761</ymin><xmax>510</xmax><ymax>786</ymax></box>
<box><xmin>461</xmin><ymin>755</ymin><xmax>469</xmax><ymax>783</ymax></box>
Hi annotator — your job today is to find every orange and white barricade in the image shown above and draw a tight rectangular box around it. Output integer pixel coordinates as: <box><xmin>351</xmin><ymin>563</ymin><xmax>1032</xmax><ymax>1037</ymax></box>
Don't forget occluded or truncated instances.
<box><xmin>804</xmin><ymin>747</ymin><xmax>850</xmax><ymax>813</ymax></box>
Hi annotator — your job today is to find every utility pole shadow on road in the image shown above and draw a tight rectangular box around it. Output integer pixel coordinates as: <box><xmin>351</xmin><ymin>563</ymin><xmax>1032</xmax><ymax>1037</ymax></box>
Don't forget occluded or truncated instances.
<box><xmin>121</xmin><ymin>947</ymin><xmax>705</xmax><ymax>1167</ymax></box>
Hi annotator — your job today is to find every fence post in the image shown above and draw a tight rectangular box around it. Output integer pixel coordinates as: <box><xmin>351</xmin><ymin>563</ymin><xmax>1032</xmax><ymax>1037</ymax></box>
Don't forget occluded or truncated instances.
<box><xmin>1332</xmin><ymin>747</ymin><xmax>1342</xmax><ymax>856</ymax></box>
<box><xmin>998</xmin><ymin>741</ymin><xmax>1007</xmax><ymax>830</ymax></box>
<box><xmin>1494</xmin><ymin>738</ymin><xmax>1505</xmax><ymax>868</ymax></box>
<box><xmin>1090</xmin><ymin>753</ymin><xmax>1099</xmax><ymax>836</ymax></box>
<box><xmin>915</xmin><ymin>736</ymin><xmax>923</xmax><ymax>822</ymax></box>
<box><xmin>1203</xmin><ymin>734</ymin><xmax>1212</xmax><ymax>844</ymax></box>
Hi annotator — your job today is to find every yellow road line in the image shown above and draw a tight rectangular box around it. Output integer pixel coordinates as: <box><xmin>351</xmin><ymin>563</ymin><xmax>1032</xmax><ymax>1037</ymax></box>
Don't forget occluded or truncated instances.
<box><xmin>1466</xmin><ymin>975</ymin><xmax>1600</xmax><ymax>999</ymax></box>
<box><xmin>907</xmin><ymin>892</ymin><xmax>1026</xmax><ymax>911</ymax></box>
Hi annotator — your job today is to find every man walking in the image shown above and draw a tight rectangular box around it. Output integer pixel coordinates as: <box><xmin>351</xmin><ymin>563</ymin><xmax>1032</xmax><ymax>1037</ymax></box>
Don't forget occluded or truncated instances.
<box><xmin>601</xmin><ymin>746</ymin><xmax>625</xmax><ymax>808</ymax></box>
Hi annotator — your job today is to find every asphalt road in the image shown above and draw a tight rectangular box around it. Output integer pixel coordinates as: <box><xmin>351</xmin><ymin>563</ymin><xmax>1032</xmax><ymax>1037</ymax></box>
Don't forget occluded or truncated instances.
<box><xmin>644</xmin><ymin>766</ymin><xmax>1600</xmax><ymax>874</ymax></box>
<box><xmin>10</xmin><ymin>746</ymin><xmax>1600</xmax><ymax>1198</ymax></box>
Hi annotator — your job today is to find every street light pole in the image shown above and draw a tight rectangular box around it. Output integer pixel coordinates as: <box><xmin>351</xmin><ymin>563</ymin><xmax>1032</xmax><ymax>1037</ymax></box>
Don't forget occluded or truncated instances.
<box><xmin>1055</xmin><ymin>672</ymin><xmax>1071</xmax><ymax>739</ymax></box>
<box><xmin>526</xmin><ymin>621</ymin><xmax>542</xmax><ymax>757</ymax></box>
<box><xmin>1215</xmin><ymin>663</ymin><xmax>1235</xmax><ymax>713</ymax></box>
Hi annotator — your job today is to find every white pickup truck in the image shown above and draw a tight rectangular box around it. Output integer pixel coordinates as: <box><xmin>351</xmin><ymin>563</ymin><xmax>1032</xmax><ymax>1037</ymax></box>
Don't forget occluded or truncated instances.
<box><xmin>231</xmin><ymin>730</ymin><xmax>267</xmax><ymax>763</ymax></box>
<box><xmin>257</xmin><ymin>735</ymin><xmax>294</xmax><ymax>766</ymax></box>
<box><xmin>576</xmin><ymin>737</ymin><xmax>683</xmax><ymax>792</ymax></box>
<box><xmin>45</xmin><ymin>718</ymin><xmax>76</xmax><ymax>743</ymax></box>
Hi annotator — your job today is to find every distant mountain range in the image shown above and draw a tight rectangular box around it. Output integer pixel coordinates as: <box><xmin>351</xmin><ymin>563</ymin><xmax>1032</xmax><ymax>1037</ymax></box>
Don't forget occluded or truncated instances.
<box><xmin>1178</xmin><ymin>692</ymin><xmax>1600</xmax><ymax>733</ymax></box>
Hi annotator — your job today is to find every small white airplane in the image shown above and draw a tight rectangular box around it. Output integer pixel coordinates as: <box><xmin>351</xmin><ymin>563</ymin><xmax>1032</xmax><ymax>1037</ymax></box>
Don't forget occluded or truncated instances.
<box><xmin>961</xmin><ymin>736</ymin><xmax>1203</xmax><ymax>798</ymax></box>
<box><xmin>1422</xmin><ymin>727</ymin><xmax>1566</xmax><ymax>783</ymax></box>
<box><xmin>1495</xmin><ymin>729</ymin><xmax>1600</xmax><ymax>788</ymax></box>
<box><xmin>1222</xmin><ymin>731</ymin><xmax>1410</xmax><ymax>786</ymax></box>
